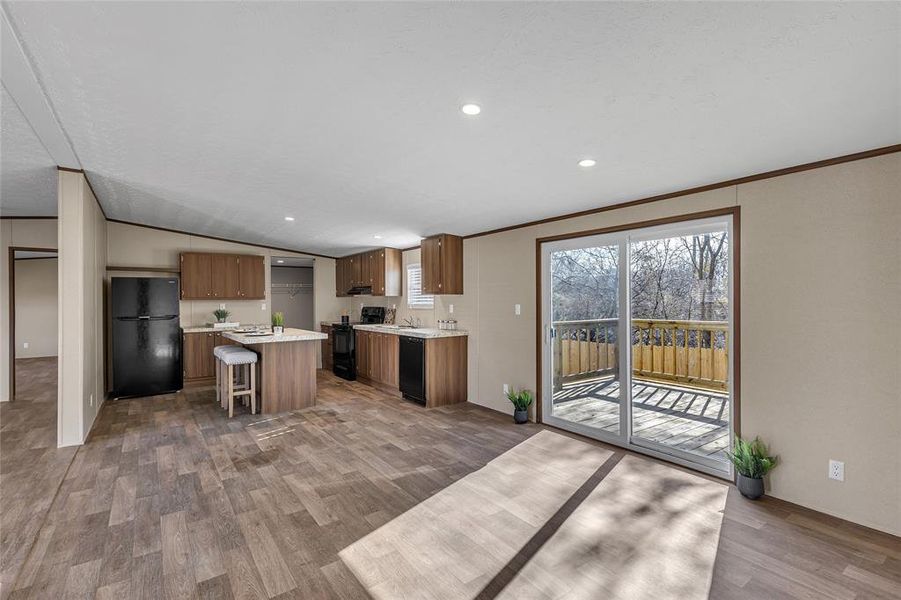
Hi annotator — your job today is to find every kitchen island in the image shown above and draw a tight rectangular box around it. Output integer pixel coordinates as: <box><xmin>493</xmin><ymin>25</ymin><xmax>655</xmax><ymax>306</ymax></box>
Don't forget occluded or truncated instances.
<box><xmin>223</xmin><ymin>327</ymin><xmax>327</xmax><ymax>413</ymax></box>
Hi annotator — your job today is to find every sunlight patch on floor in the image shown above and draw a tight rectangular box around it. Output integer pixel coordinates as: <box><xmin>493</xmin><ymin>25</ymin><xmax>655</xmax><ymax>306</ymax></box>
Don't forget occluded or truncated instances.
<box><xmin>339</xmin><ymin>430</ymin><xmax>727</xmax><ymax>600</ymax></box>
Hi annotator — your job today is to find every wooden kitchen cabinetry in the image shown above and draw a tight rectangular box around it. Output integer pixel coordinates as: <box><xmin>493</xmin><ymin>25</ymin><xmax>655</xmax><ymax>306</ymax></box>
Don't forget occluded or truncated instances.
<box><xmin>320</xmin><ymin>324</ymin><xmax>333</xmax><ymax>370</ymax></box>
<box><xmin>421</xmin><ymin>234</ymin><xmax>463</xmax><ymax>295</ymax></box>
<box><xmin>355</xmin><ymin>330</ymin><xmax>399</xmax><ymax>389</ymax></box>
<box><xmin>180</xmin><ymin>252</ymin><xmax>265</xmax><ymax>300</ymax></box>
<box><xmin>183</xmin><ymin>331</ymin><xmax>239</xmax><ymax>383</ymax></box>
<box><xmin>335</xmin><ymin>248</ymin><xmax>402</xmax><ymax>297</ymax></box>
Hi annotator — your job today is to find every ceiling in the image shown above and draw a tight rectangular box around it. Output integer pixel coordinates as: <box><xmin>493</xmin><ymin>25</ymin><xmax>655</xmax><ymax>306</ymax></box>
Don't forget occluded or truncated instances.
<box><xmin>1</xmin><ymin>2</ymin><xmax>898</xmax><ymax>256</ymax></box>
<box><xmin>0</xmin><ymin>86</ymin><xmax>57</xmax><ymax>216</ymax></box>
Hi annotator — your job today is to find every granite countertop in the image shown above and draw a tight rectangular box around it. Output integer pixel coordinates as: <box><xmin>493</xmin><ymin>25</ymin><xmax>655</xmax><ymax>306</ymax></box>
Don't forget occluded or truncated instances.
<box><xmin>353</xmin><ymin>324</ymin><xmax>468</xmax><ymax>339</ymax></box>
<box><xmin>183</xmin><ymin>325</ymin><xmax>240</xmax><ymax>333</ymax></box>
<box><xmin>223</xmin><ymin>328</ymin><xmax>327</xmax><ymax>344</ymax></box>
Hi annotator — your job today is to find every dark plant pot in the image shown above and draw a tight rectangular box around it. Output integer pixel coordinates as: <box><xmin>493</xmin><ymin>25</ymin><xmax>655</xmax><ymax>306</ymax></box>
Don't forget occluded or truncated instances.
<box><xmin>513</xmin><ymin>409</ymin><xmax>528</xmax><ymax>424</ymax></box>
<box><xmin>736</xmin><ymin>473</ymin><xmax>765</xmax><ymax>499</ymax></box>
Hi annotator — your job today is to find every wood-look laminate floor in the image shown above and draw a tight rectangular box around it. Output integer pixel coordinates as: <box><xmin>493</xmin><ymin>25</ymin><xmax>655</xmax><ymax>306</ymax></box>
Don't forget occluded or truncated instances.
<box><xmin>1</xmin><ymin>358</ymin><xmax>76</xmax><ymax>598</ymax></box>
<box><xmin>3</xmin><ymin>369</ymin><xmax>900</xmax><ymax>599</ymax></box>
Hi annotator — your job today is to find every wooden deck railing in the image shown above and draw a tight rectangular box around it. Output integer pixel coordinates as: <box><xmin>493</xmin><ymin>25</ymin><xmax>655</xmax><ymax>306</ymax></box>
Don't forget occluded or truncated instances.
<box><xmin>554</xmin><ymin>318</ymin><xmax>729</xmax><ymax>392</ymax></box>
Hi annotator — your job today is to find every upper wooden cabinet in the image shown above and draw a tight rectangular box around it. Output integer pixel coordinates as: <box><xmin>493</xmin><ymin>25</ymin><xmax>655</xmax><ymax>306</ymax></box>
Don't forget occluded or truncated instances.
<box><xmin>421</xmin><ymin>234</ymin><xmax>463</xmax><ymax>295</ymax></box>
<box><xmin>335</xmin><ymin>248</ymin><xmax>402</xmax><ymax>297</ymax></box>
<box><xmin>180</xmin><ymin>252</ymin><xmax>265</xmax><ymax>300</ymax></box>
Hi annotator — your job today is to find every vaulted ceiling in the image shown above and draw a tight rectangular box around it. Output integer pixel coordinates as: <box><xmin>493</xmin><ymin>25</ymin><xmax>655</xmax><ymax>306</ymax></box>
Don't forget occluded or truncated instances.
<box><xmin>2</xmin><ymin>2</ymin><xmax>898</xmax><ymax>255</ymax></box>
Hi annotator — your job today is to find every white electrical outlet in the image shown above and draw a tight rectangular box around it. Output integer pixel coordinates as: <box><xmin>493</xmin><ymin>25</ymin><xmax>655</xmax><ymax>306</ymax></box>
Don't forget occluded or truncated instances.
<box><xmin>828</xmin><ymin>460</ymin><xmax>844</xmax><ymax>481</ymax></box>
<box><xmin>261</xmin><ymin>303</ymin><xmax>266</xmax><ymax>310</ymax></box>
<box><xmin>449</xmin><ymin>304</ymin><xmax>454</xmax><ymax>314</ymax></box>
<box><xmin>23</xmin><ymin>342</ymin><xmax>29</xmax><ymax>349</ymax></box>
<box><xmin>514</xmin><ymin>304</ymin><xmax>521</xmax><ymax>315</ymax></box>
<box><xmin>219</xmin><ymin>303</ymin><xmax>225</xmax><ymax>310</ymax></box>
<box><xmin>503</xmin><ymin>384</ymin><xmax>510</xmax><ymax>395</ymax></box>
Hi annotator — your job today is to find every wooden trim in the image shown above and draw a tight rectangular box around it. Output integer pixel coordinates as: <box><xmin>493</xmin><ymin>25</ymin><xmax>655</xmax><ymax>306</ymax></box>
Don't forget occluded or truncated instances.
<box><xmin>106</xmin><ymin>265</ymin><xmax>180</xmax><ymax>274</ymax></box>
<box><xmin>8</xmin><ymin>245</ymin><xmax>57</xmax><ymax>401</ymax></box>
<box><xmin>0</xmin><ymin>216</ymin><xmax>57</xmax><ymax>220</ymax></box>
<box><xmin>469</xmin><ymin>144</ymin><xmax>900</xmax><ymax>240</ymax></box>
<box><xmin>106</xmin><ymin>218</ymin><xmax>337</xmax><ymax>260</ymax></box>
<box><xmin>534</xmin><ymin>206</ymin><xmax>741</xmax><ymax>451</ymax></box>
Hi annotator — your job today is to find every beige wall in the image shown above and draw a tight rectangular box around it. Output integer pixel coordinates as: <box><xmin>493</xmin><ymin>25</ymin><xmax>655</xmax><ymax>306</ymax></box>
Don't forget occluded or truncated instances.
<box><xmin>345</xmin><ymin>153</ymin><xmax>901</xmax><ymax>535</ymax></box>
<box><xmin>57</xmin><ymin>171</ymin><xmax>107</xmax><ymax>446</ymax></box>
<box><xmin>0</xmin><ymin>218</ymin><xmax>57</xmax><ymax>402</ymax></box>
<box><xmin>14</xmin><ymin>258</ymin><xmax>57</xmax><ymax>358</ymax></box>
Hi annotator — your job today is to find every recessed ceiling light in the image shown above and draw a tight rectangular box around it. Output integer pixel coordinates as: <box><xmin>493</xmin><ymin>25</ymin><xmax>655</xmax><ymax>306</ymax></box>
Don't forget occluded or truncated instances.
<box><xmin>578</xmin><ymin>158</ymin><xmax>597</xmax><ymax>168</ymax></box>
<box><xmin>276</xmin><ymin>259</ymin><xmax>284</xmax><ymax>264</ymax></box>
<box><xmin>374</xmin><ymin>235</ymin><xmax>383</xmax><ymax>240</ymax></box>
<box><xmin>461</xmin><ymin>103</ymin><xmax>481</xmax><ymax>116</ymax></box>
<box><xmin>284</xmin><ymin>216</ymin><xmax>295</xmax><ymax>221</ymax></box>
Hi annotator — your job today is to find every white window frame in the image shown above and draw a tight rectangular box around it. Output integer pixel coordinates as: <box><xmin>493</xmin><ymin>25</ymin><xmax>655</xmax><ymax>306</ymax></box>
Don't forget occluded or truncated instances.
<box><xmin>407</xmin><ymin>263</ymin><xmax>434</xmax><ymax>309</ymax></box>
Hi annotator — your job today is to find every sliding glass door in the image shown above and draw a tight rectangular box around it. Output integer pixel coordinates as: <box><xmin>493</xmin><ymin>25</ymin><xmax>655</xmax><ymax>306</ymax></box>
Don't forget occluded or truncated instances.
<box><xmin>541</xmin><ymin>216</ymin><xmax>734</xmax><ymax>476</ymax></box>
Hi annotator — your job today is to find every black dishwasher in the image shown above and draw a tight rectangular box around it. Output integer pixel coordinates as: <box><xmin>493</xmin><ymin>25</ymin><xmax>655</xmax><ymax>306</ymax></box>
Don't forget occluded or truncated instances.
<box><xmin>399</xmin><ymin>336</ymin><xmax>426</xmax><ymax>405</ymax></box>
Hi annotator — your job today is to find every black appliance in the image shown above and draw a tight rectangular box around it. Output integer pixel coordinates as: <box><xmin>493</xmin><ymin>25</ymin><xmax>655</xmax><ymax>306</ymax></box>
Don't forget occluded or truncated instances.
<box><xmin>399</xmin><ymin>336</ymin><xmax>426</xmax><ymax>405</ymax></box>
<box><xmin>347</xmin><ymin>285</ymin><xmax>372</xmax><ymax>296</ymax></box>
<box><xmin>331</xmin><ymin>306</ymin><xmax>386</xmax><ymax>380</ymax></box>
<box><xmin>111</xmin><ymin>277</ymin><xmax>183</xmax><ymax>398</ymax></box>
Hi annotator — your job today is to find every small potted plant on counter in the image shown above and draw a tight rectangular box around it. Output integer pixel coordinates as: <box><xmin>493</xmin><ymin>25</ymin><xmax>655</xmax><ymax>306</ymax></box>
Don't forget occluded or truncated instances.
<box><xmin>727</xmin><ymin>436</ymin><xmax>777</xmax><ymax>500</ymax></box>
<box><xmin>271</xmin><ymin>311</ymin><xmax>285</xmax><ymax>334</ymax></box>
<box><xmin>506</xmin><ymin>388</ymin><xmax>533</xmax><ymax>424</ymax></box>
<box><xmin>213</xmin><ymin>308</ymin><xmax>230</xmax><ymax>323</ymax></box>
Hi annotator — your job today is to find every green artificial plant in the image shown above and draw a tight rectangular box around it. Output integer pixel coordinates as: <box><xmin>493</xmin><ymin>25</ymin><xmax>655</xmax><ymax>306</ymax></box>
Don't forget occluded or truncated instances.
<box><xmin>506</xmin><ymin>388</ymin><xmax>534</xmax><ymax>411</ymax></box>
<box><xmin>271</xmin><ymin>312</ymin><xmax>285</xmax><ymax>328</ymax></box>
<box><xmin>726</xmin><ymin>436</ymin><xmax>777</xmax><ymax>479</ymax></box>
<box><xmin>213</xmin><ymin>308</ymin><xmax>230</xmax><ymax>322</ymax></box>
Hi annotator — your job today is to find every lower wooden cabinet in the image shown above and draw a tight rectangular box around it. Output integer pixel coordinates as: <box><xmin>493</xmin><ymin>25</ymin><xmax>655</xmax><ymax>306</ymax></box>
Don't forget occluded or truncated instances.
<box><xmin>183</xmin><ymin>331</ymin><xmax>239</xmax><ymax>383</ymax></box>
<box><xmin>355</xmin><ymin>331</ymin><xmax>399</xmax><ymax>388</ymax></box>
<box><xmin>320</xmin><ymin>325</ymin><xmax>333</xmax><ymax>370</ymax></box>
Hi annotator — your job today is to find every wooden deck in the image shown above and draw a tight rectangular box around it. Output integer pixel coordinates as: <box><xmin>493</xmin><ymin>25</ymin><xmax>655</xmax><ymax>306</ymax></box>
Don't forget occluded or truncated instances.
<box><xmin>552</xmin><ymin>376</ymin><xmax>731</xmax><ymax>460</ymax></box>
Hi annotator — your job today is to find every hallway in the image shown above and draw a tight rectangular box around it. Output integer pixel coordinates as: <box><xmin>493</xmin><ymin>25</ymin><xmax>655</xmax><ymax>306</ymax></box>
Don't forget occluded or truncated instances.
<box><xmin>0</xmin><ymin>358</ymin><xmax>74</xmax><ymax>598</ymax></box>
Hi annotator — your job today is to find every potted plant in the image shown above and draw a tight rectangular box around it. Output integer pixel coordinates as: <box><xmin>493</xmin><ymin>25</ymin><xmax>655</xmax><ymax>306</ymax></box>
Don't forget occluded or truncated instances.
<box><xmin>213</xmin><ymin>308</ymin><xmax>230</xmax><ymax>323</ymax></box>
<box><xmin>506</xmin><ymin>388</ymin><xmax>533</xmax><ymax>424</ymax></box>
<box><xmin>726</xmin><ymin>436</ymin><xmax>777</xmax><ymax>500</ymax></box>
<box><xmin>271</xmin><ymin>311</ymin><xmax>285</xmax><ymax>334</ymax></box>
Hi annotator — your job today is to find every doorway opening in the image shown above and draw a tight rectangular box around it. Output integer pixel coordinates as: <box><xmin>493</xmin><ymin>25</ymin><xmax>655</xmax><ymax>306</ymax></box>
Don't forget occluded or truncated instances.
<box><xmin>8</xmin><ymin>247</ymin><xmax>58</xmax><ymax>402</ymax></box>
<box><xmin>539</xmin><ymin>210</ymin><xmax>738</xmax><ymax>477</ymax></box>
<box><xmin>270</xmin><ymin>256</ymin><xmax>315</xmax><ymax>330</ymax></box>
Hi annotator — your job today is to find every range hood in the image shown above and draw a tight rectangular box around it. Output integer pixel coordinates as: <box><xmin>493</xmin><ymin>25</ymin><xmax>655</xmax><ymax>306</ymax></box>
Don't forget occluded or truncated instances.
<box><xmin>347</xmin><ymin>286</ymin><xmax>372</xmax><ymax>296</ymax></box>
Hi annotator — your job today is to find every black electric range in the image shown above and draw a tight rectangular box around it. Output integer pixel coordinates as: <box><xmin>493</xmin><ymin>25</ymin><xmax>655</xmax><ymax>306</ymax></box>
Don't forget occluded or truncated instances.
<box><xmin>332</xmin><ymin>306</ymin><xmax>385</xmax><ymax>380</ymax></box>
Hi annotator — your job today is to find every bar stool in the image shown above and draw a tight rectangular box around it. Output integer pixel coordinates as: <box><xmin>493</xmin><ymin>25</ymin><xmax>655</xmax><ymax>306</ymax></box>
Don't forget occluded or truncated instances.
<box><xmin>220</xmin><ymin>348</ymin><xmax>258</xmax><ymax>418</ymax></box>
<box><xmin>214</xmin><ymin>345</ymin><xmax>244</xmax><ymax>409</ymax></box>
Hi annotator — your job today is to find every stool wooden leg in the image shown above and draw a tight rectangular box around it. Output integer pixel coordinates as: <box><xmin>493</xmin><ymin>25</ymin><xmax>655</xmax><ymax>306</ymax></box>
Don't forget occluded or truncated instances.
<box><xmin>250</xmin><ymin>362</ymin><xmax>256</xmax><ymax>414</ymax></box>
<box><xmin>227</xmin><ymin>364</ymin><xmax>234</xmax><ymax>418</ymax></box>
<box><xmin>215</xmin><ymin>357</ymin><xmax>221</xmax><ymax>407</ymax></box>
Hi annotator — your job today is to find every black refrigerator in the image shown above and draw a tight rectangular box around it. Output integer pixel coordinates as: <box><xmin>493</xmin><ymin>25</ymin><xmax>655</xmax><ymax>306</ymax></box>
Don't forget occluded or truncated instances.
<box><xmin>111</xmin><ymin>277</ymin><xmax>183</xmax><ymax>398</ymax></box>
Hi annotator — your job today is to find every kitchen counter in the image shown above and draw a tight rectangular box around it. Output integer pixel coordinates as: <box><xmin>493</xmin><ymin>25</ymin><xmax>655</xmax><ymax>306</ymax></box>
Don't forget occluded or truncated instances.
<box><xmin>223</xmin><ymin>328</ymin><xmax>327</xmax><ymax>344</ymax></box>
<box><xmin>353</xmin><ymin>324</ymin><xmax>468</xmax><ymax>339</ymax></box>
<box><xmin>183</xmin><ymin>325</ymin><xmax>239</xmax><ymax>333</ymax></box>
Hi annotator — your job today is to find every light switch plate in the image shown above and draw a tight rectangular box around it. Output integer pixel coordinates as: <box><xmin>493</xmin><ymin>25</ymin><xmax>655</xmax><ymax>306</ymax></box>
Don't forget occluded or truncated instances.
<box><xmin>261</xmin><ymin>303</ymin><xmax>266</xmax><ymax>310</ymax></box>
<box><xmin>449</xmin><ymin>304</ymin><xmax>454</xmax><ymax>314</ymax></box>
<box><xmin>515</xmin><ymin>304</ymin><xmax>521</xmax><ymax>315</ymax></box>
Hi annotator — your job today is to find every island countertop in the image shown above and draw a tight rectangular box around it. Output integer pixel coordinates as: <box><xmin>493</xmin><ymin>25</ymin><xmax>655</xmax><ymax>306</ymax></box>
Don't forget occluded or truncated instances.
<box><xmin>222</xmin><ymin>327</ymin><xmax>327</xmax><ymax>345</ymax></box>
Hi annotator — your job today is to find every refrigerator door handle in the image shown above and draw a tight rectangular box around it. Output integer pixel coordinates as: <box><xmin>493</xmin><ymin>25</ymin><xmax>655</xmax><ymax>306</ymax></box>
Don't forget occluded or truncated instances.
<box><xmin>138</xmin><ymin>316</ymin><xmax>151</xmax><ymax>320</ymax></box>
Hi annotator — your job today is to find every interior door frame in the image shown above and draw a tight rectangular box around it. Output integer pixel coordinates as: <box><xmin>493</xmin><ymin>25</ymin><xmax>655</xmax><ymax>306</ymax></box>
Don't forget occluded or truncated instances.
<box><xmin>535</xmin><ymin>206</ymin><xmax>741</xmax><ymax>478</ymax></box>
<box><xmin>8</xmin><ymin>246</ymin><xmax>58</xmax><ymax>400</ymax></box>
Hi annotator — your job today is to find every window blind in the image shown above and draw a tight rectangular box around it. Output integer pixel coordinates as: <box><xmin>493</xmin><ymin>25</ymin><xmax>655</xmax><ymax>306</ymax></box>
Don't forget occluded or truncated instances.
<box><xmin>407</xmin><ymin>264</ymin><xmax>434</xmax><ymax>308</ymax></box>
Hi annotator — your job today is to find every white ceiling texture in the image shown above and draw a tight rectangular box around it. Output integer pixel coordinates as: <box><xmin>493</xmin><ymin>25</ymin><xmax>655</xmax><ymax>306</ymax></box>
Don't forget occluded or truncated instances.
<box><xmin>1</xmin><ymin>2</ymin><xmax>898</xmax><ymax>256</ymax></box>
<box><xmin>0</xmin><ymin>86</ymin><xmax>57</xmax><ymax>216</ymax></box>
